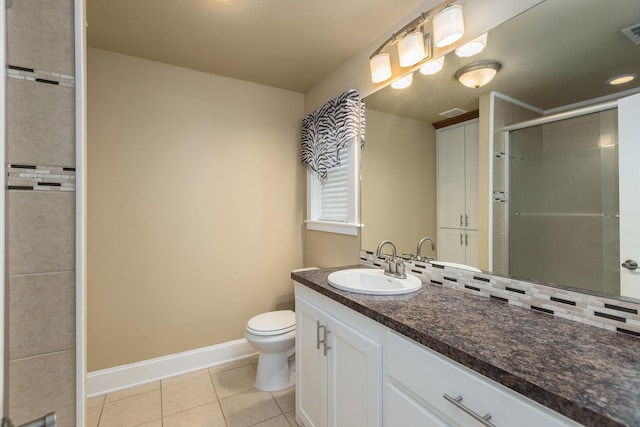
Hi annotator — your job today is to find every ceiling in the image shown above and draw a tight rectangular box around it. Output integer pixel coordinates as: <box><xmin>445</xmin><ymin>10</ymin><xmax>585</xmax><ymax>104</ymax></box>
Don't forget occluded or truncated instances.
<box><xmin>365</xmin><ymin>0</ymin><xmax>640</xmax><ymax>124</ymax></box>
<box><xmin>86</xmin><ymin>0</ymin><xmax>425</xmax><ymax>93</ymax></box>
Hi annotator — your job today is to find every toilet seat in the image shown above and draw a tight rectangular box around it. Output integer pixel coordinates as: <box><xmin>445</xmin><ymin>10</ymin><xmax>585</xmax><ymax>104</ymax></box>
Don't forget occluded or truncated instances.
<box><xmin>246</xmin><ymin>310</ymin><xmax>295</xmax><ymax>336</ymax></box>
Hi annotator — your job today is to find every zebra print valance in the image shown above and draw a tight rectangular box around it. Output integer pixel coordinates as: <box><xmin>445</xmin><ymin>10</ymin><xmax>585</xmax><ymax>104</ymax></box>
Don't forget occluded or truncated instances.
<box><xmin>301</xmin><ymin>89</ymin><xmax>365</xmax><ymax>182</ymax></box>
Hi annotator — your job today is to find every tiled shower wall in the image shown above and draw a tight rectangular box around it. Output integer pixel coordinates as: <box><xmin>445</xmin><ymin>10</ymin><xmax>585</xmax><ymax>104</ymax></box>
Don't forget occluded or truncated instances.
<box><xmin>6</xmin><ymin>0</ymin><xmax>76</xmax><ymax>426</ymax></box>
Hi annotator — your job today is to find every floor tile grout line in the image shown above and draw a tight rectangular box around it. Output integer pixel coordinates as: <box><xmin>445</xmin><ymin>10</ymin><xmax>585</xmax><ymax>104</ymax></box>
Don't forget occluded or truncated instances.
<box><xmin>160</xmin><ymin>385</ymin><xmax>164</xmax><ymax>426</ymax></box>
<box><xmin>103</xmin><ymin>387</ymin><xmax>161</xmax><ymax>406</ymax></box>
<box><xmin>247</xmin><ymin>413</ymin><xmax>288</xmax><ymax>427</ymax></box>
<box><xmin>160</xmin><ymin>393</ymin><xmax>220</xmax><ymax>419</ymax></box>
<box><xmin>96</xmin><ymin>400</ymin><xmax>104</xmax><ymax>427</ymax></box>
<box><xmin>271</xmin><ymin>391</ymin><xmax>287</xmax><ymax>414</ymax></box>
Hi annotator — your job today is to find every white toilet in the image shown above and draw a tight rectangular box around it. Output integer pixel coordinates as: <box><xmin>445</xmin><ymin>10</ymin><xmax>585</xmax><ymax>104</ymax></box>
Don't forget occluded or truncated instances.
<box><xmin>245</xmin><ymin>309</ymin><xmax>296</xmax><ymax>391</ymax></box>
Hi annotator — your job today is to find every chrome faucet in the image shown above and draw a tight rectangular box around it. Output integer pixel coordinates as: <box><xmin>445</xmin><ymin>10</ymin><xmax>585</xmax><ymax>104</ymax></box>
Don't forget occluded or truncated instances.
<box><xmin>416</xmin><ymin>237</ymin><xmax>436</xmax><ymax>262</ymax></box>
<box><xmin>376</xmin><ymin>240</ymin><xmax>406</xmax><ymax>279</ymax></box>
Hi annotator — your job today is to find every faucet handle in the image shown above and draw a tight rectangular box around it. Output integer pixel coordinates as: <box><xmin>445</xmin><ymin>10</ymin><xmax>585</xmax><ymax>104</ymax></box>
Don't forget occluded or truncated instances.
<box><xmin>396</xmin><ymin>258</ymin><xmax>407</xmax><ymax>278</ymax></box>
<box><xmin>402</xmin><ymin>252</ymin><xmax>416</xmax><ymax>261</ymax></box>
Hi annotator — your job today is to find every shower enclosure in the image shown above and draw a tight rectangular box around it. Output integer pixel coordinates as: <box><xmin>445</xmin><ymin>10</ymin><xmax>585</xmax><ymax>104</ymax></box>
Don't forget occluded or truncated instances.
<box><xmin>507</xmin><ymin>108</ymin><xmax>620</xmax><ymax>294</ymax></box>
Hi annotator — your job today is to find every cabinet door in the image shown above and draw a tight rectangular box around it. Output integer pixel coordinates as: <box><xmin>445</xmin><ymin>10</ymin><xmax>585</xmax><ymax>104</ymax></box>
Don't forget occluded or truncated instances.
<box><xmin>327</xmin><ymin>315</ymin><xmax>382</xmax><ymax>427</ymax></box>
<box><xmin>464</xmin><ymin>230</ymin><xmax>480</xmax><ymax>269</ymax></box>
<box><xmin>438</xmin><ymin>126</ymin><xmax>466</xmax><ymax>229</ymax></box>
<box><xmin>464</xmin><ymin>122</ymin><xmax>479</xmax><ymax>230</ymax></box>
<box><xmin>295</xmin><ymin>297</ymin><xmax>328</xmax><ymax>427</ymax></box>
<box><xmin>437</xmin><ymin>228</ymin><xmax>466</xmax><ymax>264</ymax></box>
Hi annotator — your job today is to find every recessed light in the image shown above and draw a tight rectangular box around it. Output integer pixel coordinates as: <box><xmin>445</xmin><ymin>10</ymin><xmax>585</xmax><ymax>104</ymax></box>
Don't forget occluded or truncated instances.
<box><xmin>607</xmin><ymin>74</ymin><xmax>638</xmax><ymax>85</ymax></box>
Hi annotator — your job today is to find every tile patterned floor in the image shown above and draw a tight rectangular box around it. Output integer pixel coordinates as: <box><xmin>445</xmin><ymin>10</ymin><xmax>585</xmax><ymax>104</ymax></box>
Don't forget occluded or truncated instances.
<box><xmin>87</xmin><ymin>356</ymin><xmax>299</xmax><ymax>427</ymax></box>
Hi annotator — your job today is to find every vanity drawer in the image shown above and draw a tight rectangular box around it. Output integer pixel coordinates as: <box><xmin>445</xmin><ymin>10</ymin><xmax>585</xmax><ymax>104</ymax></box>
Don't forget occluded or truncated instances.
<box><xmin>385</xmin><ymin>332</ymin><xmax>579</xmax><ymax>427</ymax></box>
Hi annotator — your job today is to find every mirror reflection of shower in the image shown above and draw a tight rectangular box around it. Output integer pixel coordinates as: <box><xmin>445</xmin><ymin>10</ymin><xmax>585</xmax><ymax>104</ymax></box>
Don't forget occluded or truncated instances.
<box><xmin>504</xmin><ymin>107</ymin><xmax>619</xmax><ymax>294</ymax></box>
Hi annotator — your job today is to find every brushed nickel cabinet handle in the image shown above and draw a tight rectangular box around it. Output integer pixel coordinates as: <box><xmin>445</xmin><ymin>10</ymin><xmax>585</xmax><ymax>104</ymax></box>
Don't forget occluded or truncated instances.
<box><xmin>443</xmin><ymin>394</ymin><xmax>495</xmax><ymax>427</ymax></box>
<box><xmin>316</xmin><ymin>320</ymin><xmax>323</xmax><ymax>350</ymax></box>
<box><xmin>323</xmin><ymin>329</ymin><xmax>332</xmax><ymax>356</ymax></box>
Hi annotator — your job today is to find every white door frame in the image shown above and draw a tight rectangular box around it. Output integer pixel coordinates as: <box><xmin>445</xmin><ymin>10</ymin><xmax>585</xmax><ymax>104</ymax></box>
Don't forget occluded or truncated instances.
<box><xmin>618</xmin><ymin>93</ymin><xmax>640</xmax><ymax>298</ymax></box>
<box><xmin>1</xmin><ymin>0</ymin><xmax>7</xmax><ymax>418</ymax></box>
<box><xmin>75</xmin><ymin>0</ymin><xmax>87</xmax><ymax>425</ymax></box>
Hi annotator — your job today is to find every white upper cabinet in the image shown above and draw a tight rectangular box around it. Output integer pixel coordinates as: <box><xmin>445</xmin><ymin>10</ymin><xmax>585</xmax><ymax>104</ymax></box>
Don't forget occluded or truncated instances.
<box><xmin>437</xmin><ymin>120</ymin><xmax>480</xmax><ymax>266</ymax></box>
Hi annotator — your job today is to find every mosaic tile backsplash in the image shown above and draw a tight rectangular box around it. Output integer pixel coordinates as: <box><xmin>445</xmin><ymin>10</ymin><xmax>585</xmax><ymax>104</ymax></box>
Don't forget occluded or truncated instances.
<box><xmin>8</xmin><ymin>64</ymin><xmax>75</xmax><ymax>88</ymax></box>
<box><xmin>360</xmin><ymin>250</ymin><xmax>640</xmax><ymax>338</ymax></box>
<box><xmin>7</xmin><ymin>164</ymin><xmax>76</xmax><ymax>192</ymax></box>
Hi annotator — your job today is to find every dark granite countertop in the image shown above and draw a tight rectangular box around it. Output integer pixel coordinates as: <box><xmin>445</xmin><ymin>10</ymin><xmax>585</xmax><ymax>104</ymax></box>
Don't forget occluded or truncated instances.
<box><xmin>292</xmin><ymin>266</ymin><xmax>640</xmax><ymax>427</ymax></box>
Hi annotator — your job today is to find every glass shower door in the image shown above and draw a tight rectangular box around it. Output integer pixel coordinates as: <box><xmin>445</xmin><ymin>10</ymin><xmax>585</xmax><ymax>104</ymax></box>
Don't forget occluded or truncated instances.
<box><xmin>508</xmin><ymin>109</ymin><xmax>620</xmax><ymax>293</ymax></box>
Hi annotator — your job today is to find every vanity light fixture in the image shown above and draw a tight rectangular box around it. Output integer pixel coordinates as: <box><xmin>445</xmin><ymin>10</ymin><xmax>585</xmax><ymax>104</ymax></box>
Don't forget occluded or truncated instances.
<box><xmin>419</xmin><ymin>56</ymin><xmax>445</xmax><ymax>75</ymax></box>
<box><xmin>433</xmin><ymin>5</ymin><xmax>465</xmax><ymax>48</ymax></box>
<box><xmin>455</xmin><ymin>32</ymin><xmax>487</xmax><ymax>57</ymax></box>
<box><xmin>398</xmin><ymin>31</ymin><xmax>427</xmax><ymax>67</ymax></box>
<box><xmin>368</xmin><ymin>1</ymin><xmax>464</xmax><ymax>84</ymax></box>
<box><xmin>454</xmin><ymin>61</ymin><xmax>502</xmax><ymax>88</ymax></box>
<box><xmin>607</xmin><ymin>73</ymin><xmax>638</xmax><ymax>85</ymax></box>
<box><xmin>391</xmin><ymin>73</ymin><xmax>414</xmax><ymax>89</ymax></box>
<box><xmin>370</xmin><ymin>52</ymin><xmax>392</xmax><ymax>83</ymax></box>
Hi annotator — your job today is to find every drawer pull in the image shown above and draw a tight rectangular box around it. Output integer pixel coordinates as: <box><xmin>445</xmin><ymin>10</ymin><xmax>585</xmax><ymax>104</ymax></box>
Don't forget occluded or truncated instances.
<box><xmin>317</xmin><ymin>321</ymin><xmax>331</xmax><ymax>356</ymax></box>
<box><xmin>316</xmin><ymin>321</ymin><xmax>322</xmax><ymax>349</ymax></box>
<box><xmin>443</xmin><ymin>394</ymin><xmax>495</xmax><ymax>427</ymax></box>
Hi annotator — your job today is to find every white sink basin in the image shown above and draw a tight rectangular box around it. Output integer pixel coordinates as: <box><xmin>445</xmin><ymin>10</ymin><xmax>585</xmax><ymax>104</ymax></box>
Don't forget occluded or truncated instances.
<box><xmin>430</xmin><ymin>261</ymin><xmax>482</xmax><ymax>273</ymax></box>
<box><xmin>327</xmin><ymin>269</ymin><xmax>422</xmax><ymax>295</ymax></box>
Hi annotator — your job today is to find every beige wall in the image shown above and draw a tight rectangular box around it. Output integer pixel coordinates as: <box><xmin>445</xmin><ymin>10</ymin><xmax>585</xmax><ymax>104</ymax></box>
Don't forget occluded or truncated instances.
<box><xmin>361</xmin><ymin>109</ymin><xmax>437</xmax><ymax>256</ymax></box>
<box><xmin>302</xmin><ymin>0</ymin><xmax>544</xmax><ymax>268</ymax></box>
<box><xmin>87</xmin><ymin>48</ymin><xmax>304</xmax><ymax>371</ymax></box>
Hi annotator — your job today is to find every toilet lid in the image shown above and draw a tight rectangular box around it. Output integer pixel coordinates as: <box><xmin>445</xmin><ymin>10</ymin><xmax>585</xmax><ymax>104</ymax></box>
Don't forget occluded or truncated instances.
<box><xmin>247</xmin><ymin>310</ymin><xmax>295</xmax><ymax>336</ymax></box>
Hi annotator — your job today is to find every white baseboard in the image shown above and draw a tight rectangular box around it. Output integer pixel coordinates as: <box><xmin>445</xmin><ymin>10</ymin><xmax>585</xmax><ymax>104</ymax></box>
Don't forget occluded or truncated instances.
<box><xmin>86</xmin><ymin>338</ymin><xmax>257</xmax><ymax>398</ymax></box>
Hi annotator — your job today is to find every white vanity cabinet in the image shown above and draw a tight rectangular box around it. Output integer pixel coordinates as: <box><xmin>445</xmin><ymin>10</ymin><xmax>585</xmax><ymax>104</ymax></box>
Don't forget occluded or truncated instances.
<box><xmin>295</xmin><ymin>282</ymin><xmax>581</xmax><ymax>427</ymax></box>
<box><xmin>295</xmin><ymin>286</ymin><xmax>383</xmax><ymax>427</ymax></box>
<box><xmin>384</xmin><ymin>331</ymin><xmax>580</xmax><ymax>427</ymax></box>
<box><xmin>437</xmin><ymin>121</ymin><xmax>479</xmax><ymax>267</ymax></box>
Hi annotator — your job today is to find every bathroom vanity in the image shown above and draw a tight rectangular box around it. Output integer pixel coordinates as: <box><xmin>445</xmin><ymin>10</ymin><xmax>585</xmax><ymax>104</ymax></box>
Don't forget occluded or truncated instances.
<box><xmin>292</xmin><ymin>267</ymin><xmax>640</xmax><ymax>427</ymax></box>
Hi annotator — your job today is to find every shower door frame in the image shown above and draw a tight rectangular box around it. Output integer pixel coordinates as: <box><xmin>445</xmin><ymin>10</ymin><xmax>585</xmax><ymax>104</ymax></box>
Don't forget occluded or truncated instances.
<box><xmin>1</xmin><ymin>0</ymin><xmax>7</xmax><ymax>418</ymax></box>
<box><xmin>502</xmin><ymin>100</ymin><xmax>619</xmax><ymax>294</ymax></box>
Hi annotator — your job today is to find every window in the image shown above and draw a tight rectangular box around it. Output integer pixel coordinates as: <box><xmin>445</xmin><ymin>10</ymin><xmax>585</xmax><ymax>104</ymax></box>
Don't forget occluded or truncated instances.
<box><xmin>306</xmin><ymin>140</ymin><xmax>361</xmax><ymax>235</ymax></box>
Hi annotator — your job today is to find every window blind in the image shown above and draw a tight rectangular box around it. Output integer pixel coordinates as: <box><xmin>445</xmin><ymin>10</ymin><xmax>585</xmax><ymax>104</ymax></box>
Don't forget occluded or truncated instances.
<box><xmin>319</xmin><ymin>148</ymin><xmax>349</xmax><ymax>222</ymax></box>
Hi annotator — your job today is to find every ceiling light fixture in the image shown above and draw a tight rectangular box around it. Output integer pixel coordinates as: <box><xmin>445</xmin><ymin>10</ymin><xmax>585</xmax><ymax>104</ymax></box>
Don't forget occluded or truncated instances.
<box><xmin>391</xmin><ymin>73</ymin><xmax>414</xmax><ymax>90</ymax></box>
<box><xmin>419</xmin><ymin>56</ymin><xmax>445</xmax><ymax>75</ymax></box>
<box><xmin>607</xmin><ymin>73</ymin><xmax>638</xmax><ymax>85</ymax></box>
<box><xmin>454</xmin><ymin>61</ymin><xmax>502</xmax><ymax>88</ymax></box>
<box><xmin>455</xmin><ymin>32</ymin><xmax>487</xmax><ymax>57</ymax></box>
<box><xmin>368</xmin><ymin>1</ymin><xmax>464</xmax><ymax>84</ymax></box>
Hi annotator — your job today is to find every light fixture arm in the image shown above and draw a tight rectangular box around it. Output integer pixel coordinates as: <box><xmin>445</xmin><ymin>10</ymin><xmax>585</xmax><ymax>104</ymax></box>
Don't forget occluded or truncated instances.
<box><xmin>369</xmin><ymin>2</ymin><xmax>454</xmax><ymax>59</ymax></box>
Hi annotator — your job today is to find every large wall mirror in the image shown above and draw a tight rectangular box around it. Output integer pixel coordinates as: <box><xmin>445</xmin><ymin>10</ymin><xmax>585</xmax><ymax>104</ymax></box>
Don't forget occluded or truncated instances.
<box><xmin>361</xmin><ymin>0</ymin><xmax>640</xmax><ymax>302</ymax></box>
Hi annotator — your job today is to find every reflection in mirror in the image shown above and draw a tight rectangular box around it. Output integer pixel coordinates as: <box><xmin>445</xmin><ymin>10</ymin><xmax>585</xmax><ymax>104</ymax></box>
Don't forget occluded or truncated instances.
<box><xmin>361</xmin><ymin>0</ymin><xmax>640</xmax><ymax>301</ymax></box>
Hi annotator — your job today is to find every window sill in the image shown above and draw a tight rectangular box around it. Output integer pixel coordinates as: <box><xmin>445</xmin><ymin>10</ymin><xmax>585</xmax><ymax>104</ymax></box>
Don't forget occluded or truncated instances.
<box><xmin>305</xmin><ymin>220</ymin><xmax>363</xmax><ymax>236</ymax></box>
